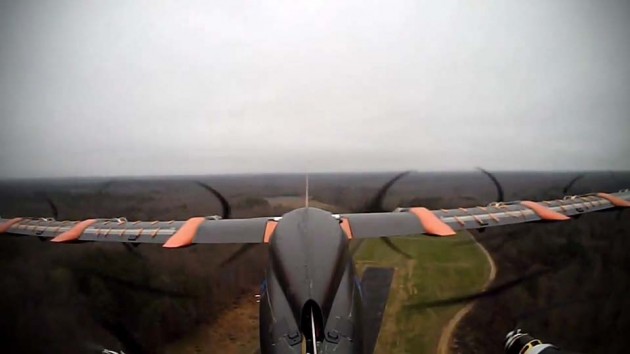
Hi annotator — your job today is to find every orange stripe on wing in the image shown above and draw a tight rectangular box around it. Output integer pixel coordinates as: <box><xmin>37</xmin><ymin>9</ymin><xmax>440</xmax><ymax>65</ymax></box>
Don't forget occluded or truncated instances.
<box><xmin>263</xmin><ymin>220</ymin><xmax>278</xmax><ymax>243</ymax></box>
<box><xmin>340</xmin><ymin>218</ymin><xmax>353</xmax><ymax>239</ymax></box>
<box><xmin>520</xmin><ymin>201</ymin><xmax>570</xmax><ymax>221</ymax></box>
<box><xmin>51</xmin><ymin>219</ymin><xmax>97</xmax><ymax>242</ymax></box>
<box><xmin>0</xmin><ymin>218</ymin><xmax>24</xmax><ymax>233</ymax></box>
<box><xmin>597</xmin><ymin>193</ymin><xmax>630</xmax><ymax>207</ymax></box>
<box><xmin>409</xmin><ymin>207</ymin><xmax>456</xmax><ymax>236</ymax></box>
<box><xmin>163</xmin><ymin>217</ymin><xmax>205</xmax><ymax>248</ymax></box>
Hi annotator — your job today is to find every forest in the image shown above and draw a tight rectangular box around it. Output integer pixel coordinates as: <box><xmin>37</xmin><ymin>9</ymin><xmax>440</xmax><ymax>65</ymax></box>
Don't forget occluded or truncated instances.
<box><xmin>0</xmin><ymin>171</ymin><xmax>628</xmax><ymax>353</ymax></box>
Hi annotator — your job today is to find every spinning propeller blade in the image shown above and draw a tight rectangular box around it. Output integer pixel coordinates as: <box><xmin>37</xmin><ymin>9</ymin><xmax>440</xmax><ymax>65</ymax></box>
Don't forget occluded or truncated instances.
<box><xmin>356</xmin><ymin>171</ymin><xmax>414</xmax><ymax>259</ymax></box>
<box><xmin>477</xmin><ymin>167</ymin><xmax>504</xmax><ymax>203</ymax></box>
<box><xmin>481</xmin><ymin>171</ymin><xmax>594</xmax><ymax>251</ymax></box>
<box><xmin>363</xmin><ymin>171</ymin><xmax>413</xmax><ymax>212</ymax></box>
<box><xmin>194</xmin><ymin>181</ymin><xmax>259</xmax><ymax>267</ymax></box>
<box><xmin>219</xmin><ymin>244</ymin><xmax>258</xmax><ymax>267</ymax></box>
<box><xmin>563</xmin><ymin>174</ymin><xmax>585</xmax><ymax>196</ymax></box>
<box><xmin>194</xmin><ymin>181</ymin><xmax>232</xmax><ymax>219</ymax></box>
<box><xmin>380</xmin><ymin>237</ymin><xmax>413</xmax><ymax>259</ymax></box>
<box><xmin>43</xmin><ymin>195</ymin><xmax>59</xmax><ymax>220</ymax></box>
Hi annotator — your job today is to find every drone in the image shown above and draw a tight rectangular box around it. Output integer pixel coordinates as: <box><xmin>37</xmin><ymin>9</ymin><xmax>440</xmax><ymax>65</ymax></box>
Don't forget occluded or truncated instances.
<box><xmin>1</xmin><ymin>171</ymin><xmax>628</xmax><ymax>354</ymax></box>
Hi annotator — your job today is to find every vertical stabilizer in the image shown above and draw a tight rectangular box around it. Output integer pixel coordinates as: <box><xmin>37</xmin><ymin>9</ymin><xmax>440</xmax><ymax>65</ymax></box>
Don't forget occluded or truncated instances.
<box><xmin>305</xmin><ymin>174</ymin><xmax>310</xmax><ymax>208</ymax></box>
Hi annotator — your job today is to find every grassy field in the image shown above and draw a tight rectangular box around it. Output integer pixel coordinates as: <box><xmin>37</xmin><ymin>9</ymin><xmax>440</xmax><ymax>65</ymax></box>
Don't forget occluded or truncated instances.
<box><xmin>168</xmin><ymin>231</ymin><xmax>491</xmax><ymax>354</ymax></box>
<box><xmin>354</xmin><ymin>231</ymin><xmax>491</xmax><ymax>354</ymax></box>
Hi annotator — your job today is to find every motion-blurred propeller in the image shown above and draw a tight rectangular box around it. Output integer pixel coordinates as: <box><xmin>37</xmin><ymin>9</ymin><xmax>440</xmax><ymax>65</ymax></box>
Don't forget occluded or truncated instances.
<box><xmin>477</xmin><ymin>167</ymin><xmax>504</xmax><ymax>203</ymax></box>
<box><xmin>353</xmin><ymin>171</ymin><xmax>414</xmax><ymax>259</ymax></box>
<box><xmin>362</xmin><ymin>171</ymin><xmax>413</xmax><ymax>213</ymax></box>
<box><xmin>35</xmin><ymin>193</ymin><xmax>61</xmax><ymax>242</ymax></box>
<box><xmin>42</xmin><ymin>194</ymin><xmax>59</xmax><ymax>220</ymax></box>
<box><xmin>219</xmin><ymin>243</ymin><xmax>258</xmax><ymax>267</ymax></box>
<box><xmin>194</xmin><ymin>181</ymin><xmax>260</xmax><ymax>267</ymax></box>
<box><xmin>194</xmin><ymin>181</ymin><xmax>232</xmax><ymax>219</ymax></box>
<box><xmin>562</xmin><ymin>174</ymin><xmax>585</xmax><ymax>196</ymax></box>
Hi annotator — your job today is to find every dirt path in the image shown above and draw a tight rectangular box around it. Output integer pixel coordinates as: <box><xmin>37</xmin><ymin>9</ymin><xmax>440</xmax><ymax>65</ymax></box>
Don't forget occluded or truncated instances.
<box><xmin>436</xmin><ymin>234</ymin><xmax>497</xmax><ymax>354</ymax></box>
<box><xmin>166</xmin><ymin>295</ymin><xmax>260</xmax><ymax>354</ymax></box>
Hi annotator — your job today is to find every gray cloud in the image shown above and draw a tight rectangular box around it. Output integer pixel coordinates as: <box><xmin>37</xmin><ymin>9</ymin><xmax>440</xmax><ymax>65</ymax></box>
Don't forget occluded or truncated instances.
<box><xmin>1</xmin><ymin>0</ymin><xmax>629</xmax><ymax>178</ymax></box>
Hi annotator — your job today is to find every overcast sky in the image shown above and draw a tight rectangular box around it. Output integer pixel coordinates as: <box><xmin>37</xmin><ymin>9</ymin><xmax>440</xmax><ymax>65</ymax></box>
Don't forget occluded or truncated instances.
<box><xmin>1</xmin><ymin>0</ymin><xmax>629</xmax><ymax>178</ymax></box>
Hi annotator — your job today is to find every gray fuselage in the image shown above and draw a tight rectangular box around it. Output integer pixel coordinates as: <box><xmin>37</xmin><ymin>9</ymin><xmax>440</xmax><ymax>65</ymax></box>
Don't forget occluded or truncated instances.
<box><xmin>259</xmin><ymin>207</ymin><xmax>364</xmax><ymax>354</ymax></box>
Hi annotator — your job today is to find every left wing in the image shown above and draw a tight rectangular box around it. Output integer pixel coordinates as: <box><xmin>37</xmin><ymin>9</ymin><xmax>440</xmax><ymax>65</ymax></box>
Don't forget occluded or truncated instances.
<box><xmin>0</xmin><ymin>216</ymin><xmax>275</xmax><ymax>247</ymax></box>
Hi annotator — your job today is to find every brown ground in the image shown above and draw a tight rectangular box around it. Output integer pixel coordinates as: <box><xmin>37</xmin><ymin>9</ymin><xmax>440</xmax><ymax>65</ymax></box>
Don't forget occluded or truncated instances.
<box><xmin>167</xmin><ymin>295</ymin><xmax>260</xmax><ymax>354</ymax></box>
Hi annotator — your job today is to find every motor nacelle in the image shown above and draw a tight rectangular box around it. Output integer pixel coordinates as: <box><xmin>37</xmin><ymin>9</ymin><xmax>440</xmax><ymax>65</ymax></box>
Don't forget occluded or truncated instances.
<box><xmin>505</xmin><ymin>329</ymin><xmax>581</xmax><ymax>354</ymax></box>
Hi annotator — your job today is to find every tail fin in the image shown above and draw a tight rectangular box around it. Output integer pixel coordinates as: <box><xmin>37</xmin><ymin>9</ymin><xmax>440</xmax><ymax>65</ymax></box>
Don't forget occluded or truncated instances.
<box><xmin>305</xmin><ymin>174</ymin><xmax>310</xmax><ymax>208</ymax></box>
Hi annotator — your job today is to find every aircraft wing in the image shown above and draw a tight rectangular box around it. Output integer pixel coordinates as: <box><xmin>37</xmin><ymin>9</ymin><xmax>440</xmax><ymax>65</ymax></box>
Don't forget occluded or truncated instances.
<box><xmin>0</xmin><ymin>216</ymin><xmax>274</xmax><ymax>247</ymax></box>
<box><xmin>340</xmin><ymin>190</ymin><xmax>630</xmax><ymax>239</ymax></box>
<box><xmin>1</xmin><ymin>190</ymin><xmax>628</xmax><ymax>246</ymax></box>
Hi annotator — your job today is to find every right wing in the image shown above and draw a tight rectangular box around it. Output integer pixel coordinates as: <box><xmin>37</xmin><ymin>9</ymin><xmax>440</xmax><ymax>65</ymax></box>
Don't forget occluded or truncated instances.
<box><xmin>340</xmin><ymin>190</ymin><xmax>630</xmax><ymax>239</ymax></box>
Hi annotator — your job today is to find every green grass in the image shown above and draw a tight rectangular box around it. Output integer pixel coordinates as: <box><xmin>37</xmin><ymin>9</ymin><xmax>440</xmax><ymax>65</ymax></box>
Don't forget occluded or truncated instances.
<box><xmin>166</xmin><ymin>232</ymin><xmax>491</xmax><ymax>354</ymax></box>
<box><xmin>353</xmin><ymin>231</ymin><xmax>491</xmax><ymax>354</ymax></box>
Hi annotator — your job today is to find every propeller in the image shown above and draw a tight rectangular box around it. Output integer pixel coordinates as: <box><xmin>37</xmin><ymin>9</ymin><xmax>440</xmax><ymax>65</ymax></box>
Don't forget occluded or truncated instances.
<box><xmin>562</xmin><ymin>174</ymin><xmax>585</xmax><ymax>196</ymax></box>
<box><xmin>484</xmin><ymin>172</ymin><xmax>592</xmax><ymax>252</ymax></box>
<box><xmin>71</xmin><ymin>180</ymin><xmax>143</xmax><ymax>257</ymax></box>
<box><xmin>121</xmin><ymin>243</ymin><xmax>142</xmax><ymax>257</ymax></box>
<box><xmin>438</xmin><ymin>170</ymin><xmax>588</xmax><ymax>309</ymax></box>
<box><xmin>477</xmin><ymin>167</ymin><xmax>504</xmax><ymax>203</ymax></box>
<box><xmin>352</xmin><ymin>171</ymin><xmax>414</xmax><ymax>259</ymax></box>
<box><xmin>219</xmin><ymin>243</ymin><xmax>258</xmax><ymax>267</ymax></box>
<box><xmin>33</xmin><ymin>193</ymin><xmax>61</xmax><ymax>242</ymax></box>
<box><xmin>37</xmin><ymin>181</ymin><xmax>223</xmax><ymax>353</ymax></box>
<box><xmin>71</xmin><ymin>263</ymin><xmax>196</xmax><ymax>354</ymax></box>
<box><xmin>362</xmin><ymin>171</ymin><xmax>413</xmax><ymax>213</ymax></box>
<box><xmin>469</xmin><ymin>167</ymin><xmax>506</xmax><ymax>235</ymax></box>
<box><xmin>379</xmin><ymin>237</ymin><xmax>413</xmax><ymax>260</ymax></box>
<box><xmin>74</xmin><ymin>264</ymin><xmax>191</xmax><ymax>354</ymax></box>
<box><xmin>39</xmin><ymin>191</ymin><xmax>186</xmax><ymax>297</ymax></box>
<box><xmin>194</xmin><ymin>181</ymin><xmax>260</xmax><ymax>267</ymax></box>
<box><xmin>42</xmin><ymin>194</ymin><xmax>59</xmax><ymax>220</ymax></box>
<box><xmin>194</xmin><ymin>181</ymin><xmax>232</xmax><ymax>219</ymax></box>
